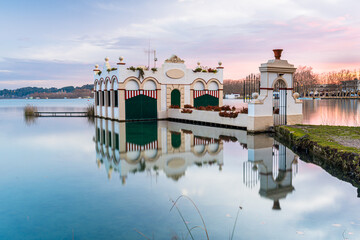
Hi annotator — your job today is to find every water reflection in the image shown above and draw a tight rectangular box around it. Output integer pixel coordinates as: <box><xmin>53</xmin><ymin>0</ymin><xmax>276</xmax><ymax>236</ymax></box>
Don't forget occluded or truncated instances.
<box><xmin>303</xmin><ymin>99</ymin><xmax>360</xmax><ymax>126</ymax></box>
<box><xmin>223</xmin><ymin>98</ymin><xmax>360</xmax><ymax>126</ymax></box>
<box><xmin>95</xmin><ymin>118</ymin><xmax>299</xmax><ymax>211</ymax></box>
<box><xmin>244</xmin><ymin>135</ymin><xmax>298</xmax><ymax>210</ymax></box>
<box><xmin>94</xmin><ymin>119</ymin><xmax>237</xmax><ymax>183</ymax></box>
<box><xmin>3</xmin><ymin>99</ymin><xmax>360</xmax><ymax>239</ymax></box>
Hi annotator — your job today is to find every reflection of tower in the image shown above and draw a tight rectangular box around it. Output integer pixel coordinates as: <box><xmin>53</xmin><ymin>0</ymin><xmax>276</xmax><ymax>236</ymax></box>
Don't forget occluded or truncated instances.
<box><xmin>243</xmin><ymin>161</ymin><xmax>259</xmax><ymax>189</ymax></box>
<box><xmin>245</xmin><ymin>135</ymin><xmax>298</xmax><ymax>210</ymax></box>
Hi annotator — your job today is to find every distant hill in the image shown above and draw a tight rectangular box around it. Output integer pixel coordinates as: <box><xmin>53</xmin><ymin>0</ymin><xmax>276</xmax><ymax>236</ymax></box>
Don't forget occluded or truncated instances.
<box><xmin>0</xmin><ymin>84</ymin><xmax>94</xmax><ymax>99</ymax></box>
<box><xmin>1</xmin><ymin>81</ymin><xmax>246</xmax><ymax>98</ymax></box>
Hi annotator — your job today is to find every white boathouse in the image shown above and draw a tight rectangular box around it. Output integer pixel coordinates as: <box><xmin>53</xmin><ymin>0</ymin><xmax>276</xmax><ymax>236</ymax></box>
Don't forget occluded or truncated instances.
<box><xmin>93</xmin><ymin>50</ymin><xmax>303</xmax><ymax>132</ymax></box>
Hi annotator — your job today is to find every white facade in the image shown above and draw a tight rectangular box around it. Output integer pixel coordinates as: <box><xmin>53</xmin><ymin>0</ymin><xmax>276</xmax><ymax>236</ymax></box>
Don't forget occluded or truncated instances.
<box><xmin>93</xmin><ymin>50</ymin><xmax>303</xmax><ymax>132</ymax></box>
<box><xmin>94</xmin><ymin>55</ymin><xmax>224</xmax><ymax>121</ymax></box>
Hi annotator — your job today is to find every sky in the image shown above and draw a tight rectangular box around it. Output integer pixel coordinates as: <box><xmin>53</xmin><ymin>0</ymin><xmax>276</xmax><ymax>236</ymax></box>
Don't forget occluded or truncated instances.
<box><xmin>0</xmin><ymin>0</ymin><xmax>359</xmax><ymax>89</ymax></box>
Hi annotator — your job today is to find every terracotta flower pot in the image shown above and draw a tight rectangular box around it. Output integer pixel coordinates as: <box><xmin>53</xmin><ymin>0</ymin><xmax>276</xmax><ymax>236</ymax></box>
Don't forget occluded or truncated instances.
<box><xmin>273</xmin><ymin>49</ymin><xmax>283</xmax><ymax>60</ymax></box>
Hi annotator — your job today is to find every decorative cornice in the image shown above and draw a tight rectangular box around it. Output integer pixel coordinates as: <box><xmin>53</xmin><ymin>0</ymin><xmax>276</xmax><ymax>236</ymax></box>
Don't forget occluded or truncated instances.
<box><xmin>165</xmin><ymin>55</ymin><xmax>185</xmax><ymax>63</ymax></box>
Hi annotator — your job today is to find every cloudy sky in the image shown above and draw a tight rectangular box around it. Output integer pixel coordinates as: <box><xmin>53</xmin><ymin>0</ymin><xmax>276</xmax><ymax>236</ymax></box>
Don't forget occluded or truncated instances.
<box><xmin>0</xmin><ymin>0</ymin><xmax>359</xmax><ymax>89</ymax></box>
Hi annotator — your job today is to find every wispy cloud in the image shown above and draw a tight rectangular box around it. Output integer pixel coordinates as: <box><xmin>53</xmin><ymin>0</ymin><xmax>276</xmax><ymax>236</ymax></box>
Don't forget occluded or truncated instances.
<box><xmin>1</xmin><ymin>0</ymin><xmax>360</xmax><ymax>88</ymax></box>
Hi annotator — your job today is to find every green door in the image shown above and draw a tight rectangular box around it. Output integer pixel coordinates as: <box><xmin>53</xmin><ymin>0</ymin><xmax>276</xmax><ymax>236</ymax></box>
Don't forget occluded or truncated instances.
<box><xmin>125</xmin><ymin>94</ymin><xmax>157</xmax><ymax>120</ymax></box>
<box><xmin>171</xmin><ymin>89</ymin><xmax>181</xmax><ymax>107</ymax></box>
<box><xmin>194</xmin><ymin>94</ymin><xmax>219</xmax><ymax>108</ymax></box>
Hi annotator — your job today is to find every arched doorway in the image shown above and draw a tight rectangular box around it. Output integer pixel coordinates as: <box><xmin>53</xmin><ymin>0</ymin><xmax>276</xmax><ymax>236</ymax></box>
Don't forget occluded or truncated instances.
<box><xmin>171</xmin><ymin>89</ymin><xmax>181</xmax><ymax>107</ymax></box>
<box><xmin>273</xmin><ymin>79</ymin><xmax>287</xmax><ymax>126</ymax></box>
<box><xmin>124</xmin><ymin>80</ymin><xmax>157</xmax><ymax>120</ymax></box>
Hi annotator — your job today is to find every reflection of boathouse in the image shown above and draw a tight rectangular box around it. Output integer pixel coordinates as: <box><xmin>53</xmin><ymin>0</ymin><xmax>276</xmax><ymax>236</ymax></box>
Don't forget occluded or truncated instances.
<box><xmin>244</xmin><ymin>135</ymin><xmax>298</xmax><ymax>210</ymax></box>
<box><xmin>93</xmin><ymin>119</ymin><xmax>244</xmax><ymax>183</ymax></box>
<box><xmin>93</xmin><ymin>55</ymin><xmax>223</xmax><ymax>121</ymax></box>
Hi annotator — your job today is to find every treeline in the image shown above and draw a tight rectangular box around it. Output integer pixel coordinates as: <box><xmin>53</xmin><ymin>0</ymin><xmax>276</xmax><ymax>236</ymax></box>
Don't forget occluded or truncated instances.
<box><xmin>294</xmin><ymin>66</ymin><xmax>360</xmax><ymax>85</ymax></box>
<box><xmin>318</xmin><ymin>69</ymin><xmax>360</xmax><ymax>84</ymax></box>
<box><xmin>31</xmin><ymin>89</ymin><xmax>92</xmax><ymax>99</ymax></box>
<box><xmin>223</xmin><ymin>79</ymin><xmax>244</xmax><ymax>94</ymax></box>
<box><xmin>224</xmin><ymin>67</ymin><xmax>360</xmax><ymax>95</ymax></box>
<box><xmin>0</xmin><ymin>84</ymin><xmax>94</xmax><ymax>99</ymax></box>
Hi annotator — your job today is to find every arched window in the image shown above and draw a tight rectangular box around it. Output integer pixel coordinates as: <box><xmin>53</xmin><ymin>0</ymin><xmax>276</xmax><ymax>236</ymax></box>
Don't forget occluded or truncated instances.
<box><xmin>125</xmin><ymin>80</ymin><xmax>140</xmax><ymax>90</ymax></box>
<box><xmin>194</xmin><ymin>81</ymin><xmax>205</xmax><ymax>90</ymax></box>
<box><xmin>144</xmin><ymin>80</ymin><xmax>157</xmax><ymax>90</ymax></box>
<box><xmin>208</xmin><ymin>81</ymin><xmax>219</xmax><ymax>90</ymax></box>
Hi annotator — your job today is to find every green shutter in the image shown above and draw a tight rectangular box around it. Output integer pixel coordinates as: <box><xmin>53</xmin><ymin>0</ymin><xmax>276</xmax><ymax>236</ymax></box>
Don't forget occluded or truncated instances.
<box><xmin>194</xmin><ymin>94</ymin><xmax>219</xmax><ymax>108</ymax></box>
<box><xmin>171</xmin><ymin>89</ymin><xmax>181</xmax><ymax>107</ymax></box>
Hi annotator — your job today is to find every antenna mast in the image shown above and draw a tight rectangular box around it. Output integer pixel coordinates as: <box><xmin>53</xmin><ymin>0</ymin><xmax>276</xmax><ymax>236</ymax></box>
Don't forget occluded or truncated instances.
<box><xmin>145</xmin><ymin>40</ymin><xmax>157</xmax><ymax>69</ymax></box>
<box><xmin>148</xmin><ymin>40</ymin><xmax>150</xmax><ymax>69</ymax></box>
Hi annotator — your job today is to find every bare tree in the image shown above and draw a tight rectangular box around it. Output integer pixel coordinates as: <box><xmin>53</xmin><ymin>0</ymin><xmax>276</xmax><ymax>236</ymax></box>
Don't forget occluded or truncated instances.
<box><xmin>293</xmin><ymin>66</ymin><xmax>318</xmax><ymax>95</ymax></box>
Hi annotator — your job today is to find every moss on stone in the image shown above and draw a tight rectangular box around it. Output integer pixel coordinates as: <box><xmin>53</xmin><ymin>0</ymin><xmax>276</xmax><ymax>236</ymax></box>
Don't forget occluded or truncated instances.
<box><xmin>281</xmin><ymin>125</ymin><xmax>360</xmax><ymax>154</ymax></box>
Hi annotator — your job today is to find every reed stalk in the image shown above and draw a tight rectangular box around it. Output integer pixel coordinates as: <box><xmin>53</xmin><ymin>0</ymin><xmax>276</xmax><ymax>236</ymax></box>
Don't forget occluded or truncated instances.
<box><xmin>24</xmin><ymin>105</ymin><xmax>38</xmax><ymax>125</ymax></box>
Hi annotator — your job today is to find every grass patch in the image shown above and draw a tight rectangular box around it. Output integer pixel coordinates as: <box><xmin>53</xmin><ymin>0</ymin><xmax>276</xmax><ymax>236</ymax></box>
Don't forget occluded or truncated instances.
<box><xmin>281</xmin><ymin>125</ymin><xmax>360</xmax><ymax>154</ymax></box>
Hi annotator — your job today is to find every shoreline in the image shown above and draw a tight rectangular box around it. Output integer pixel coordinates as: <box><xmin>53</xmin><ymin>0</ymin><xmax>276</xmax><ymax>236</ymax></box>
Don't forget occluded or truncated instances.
<box><xmin>276</xmin><ymin>125</ymin><xmax>360</xmax><ymax>195</ymax></box>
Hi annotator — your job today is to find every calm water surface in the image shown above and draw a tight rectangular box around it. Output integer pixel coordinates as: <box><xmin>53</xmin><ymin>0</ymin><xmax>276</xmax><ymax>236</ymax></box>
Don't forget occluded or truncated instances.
<box><xmin>225</xmin><ymin>98</ymin><xmax>360</xmax><ymax>126</ymax></box>
<box><xmin>0</xmin><ymin>99</ymin><xmax>360</xmax><ymax>239</ymax></box>
<box><xmin>302</xmin><ymin>99</ymin><xmax>360</xmax><ymax>126</ymax></box>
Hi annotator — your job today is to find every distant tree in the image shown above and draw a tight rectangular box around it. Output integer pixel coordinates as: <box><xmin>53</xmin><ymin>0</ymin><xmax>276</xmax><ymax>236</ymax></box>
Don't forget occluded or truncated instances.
<box><xmin>60</xmin><ymin>86</ymin><xmax>75</xmax><ymax>93</ymax></box>
<box><xmin>77</xmin><ymin>84</ymin><xmax>94</xmax><ymax>90</ymax></box>
<box><xmin>317</xmin><ymin>69</ymin><xmax>360</xmax><ymax>84</ymax></box>
<box><xmin>0</xmin><ymin>84</ymin><xmax>94</xmax><ymax>99</ymax></box>
<box><xmin>293</xmin><ymin>66</ymin><xmax>318</xmax><ymax>94</ymax></box>
<box><xmin>223</xmin><ymin>79</ymin><xmax>244</xmax><ymax>94</ymax></box>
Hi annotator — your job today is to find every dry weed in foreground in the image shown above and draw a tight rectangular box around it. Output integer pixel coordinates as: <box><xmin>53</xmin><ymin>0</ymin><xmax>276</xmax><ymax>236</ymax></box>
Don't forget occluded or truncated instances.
<box><xmin>135</xmin><ymin>195</ymin><xmax>242</xmax><ymax>240</ymax></box>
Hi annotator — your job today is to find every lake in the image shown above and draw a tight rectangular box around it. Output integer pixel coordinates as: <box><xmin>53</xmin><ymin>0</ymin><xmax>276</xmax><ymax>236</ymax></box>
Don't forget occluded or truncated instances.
<box><xmin>0</xmin><ymin>99</ymin><xmax>359</xmax><ymax>239</ymax></box>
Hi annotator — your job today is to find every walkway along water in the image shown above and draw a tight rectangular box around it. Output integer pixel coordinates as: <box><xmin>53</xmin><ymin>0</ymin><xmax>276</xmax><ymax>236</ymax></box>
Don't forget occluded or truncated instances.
<box><xmin>34</xmin><ymin>111</ymin><xmax>88</xmax><ymax>117</ymax></box>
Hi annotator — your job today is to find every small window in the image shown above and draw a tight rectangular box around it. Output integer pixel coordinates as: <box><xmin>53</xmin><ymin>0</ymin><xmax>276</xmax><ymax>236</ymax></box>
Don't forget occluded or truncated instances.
<box><xmin>114</xmin><ymin>91</ymin><xmax>118</xmax><ymax>107</ymax></box>
<box><xmin>108</xmin><ymin>131</ymin><xmax>112</xmax><ymax>147</ymax></box>
<box><xmin>115</xmin><ymin>133</ymin><xmax>119</xmax><ymax>150</ymax></box>
<box><xmin>101</xmin><ymin>92</ymin><xmax>105</xmax><ymax>107</ymax></box>
<box><xmin>108</xmin><ymin>91</ymin><xmax>111</xmax><ymax>107</ymax></box>
<box><xmin>96</xmin><ymin>92</ymin><xmax>99</xmax><ymax>106</ymax></box>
